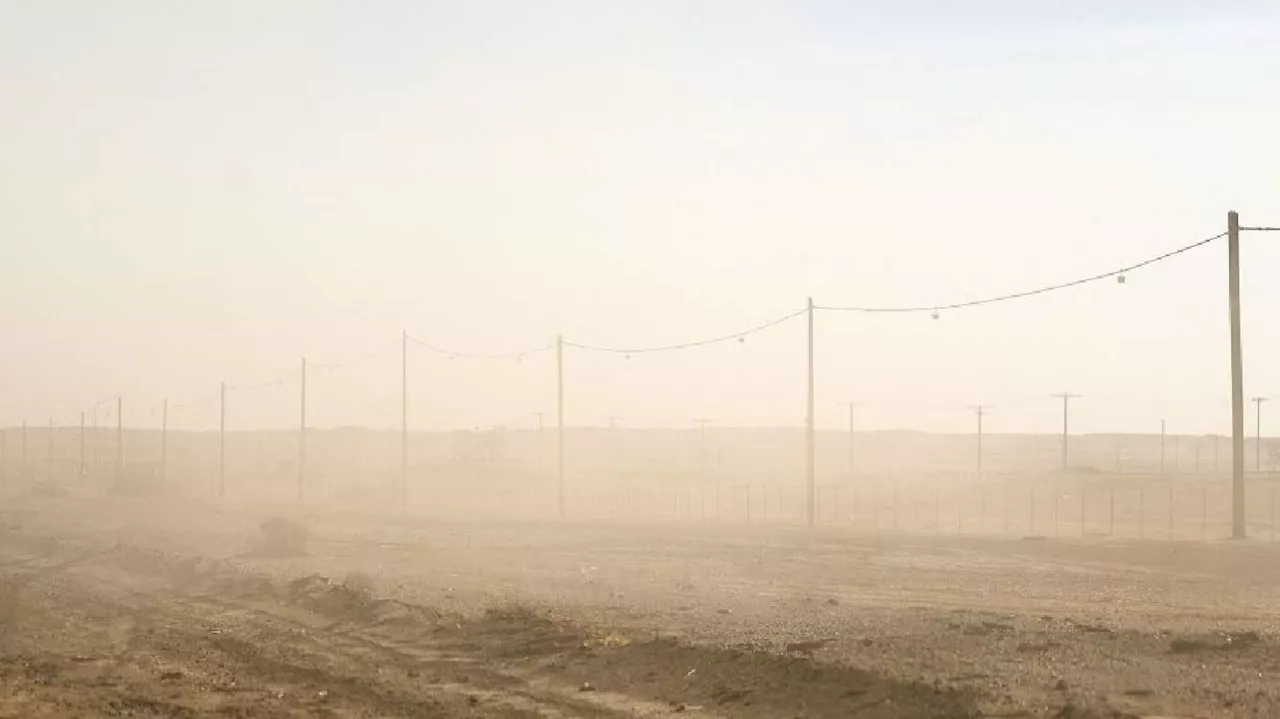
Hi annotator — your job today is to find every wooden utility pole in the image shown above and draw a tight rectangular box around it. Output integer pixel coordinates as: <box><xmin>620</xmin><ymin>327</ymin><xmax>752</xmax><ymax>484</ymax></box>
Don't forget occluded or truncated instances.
<box><xmin>1252</xmin><ymin>396</ymin><xmax>1268</xmax><ymax>473</ymax></box>
<box><xmin>299</xmin><ymin>357</ymin><xmax>307</xmax><ymax>501</ymax></box>
<box><xmin>806</xmin><ymin>297</ymin><xmax>815</xmax><ymax>528</ymax></box>
<box><xmin>969</xmin><ymin>405</ymin><xmax>990</xmax><ymax>477</ymax></box>
<box><xmin>1051</xmin><ymin>393</ymin><xmax>1081</xmax><ymax>470</ymax></box>
<box><xmin>1229</xmin><ymin>210</ymin><xmax>1245</xmax><ymax>538</ymax></box>
<box><xmin>219</xmin><ymin>381</ymin><xmax>226</xmax><ymax>498</ymax></box>
<box><xmin>401</xmin><ymin>331</ymin><xmax>408</xmax><ymax>502</ymax></box>
<box><xmin>557</xmin><ymin>334</ymin><xmax>565</xmax><ymax>518</ymax></box>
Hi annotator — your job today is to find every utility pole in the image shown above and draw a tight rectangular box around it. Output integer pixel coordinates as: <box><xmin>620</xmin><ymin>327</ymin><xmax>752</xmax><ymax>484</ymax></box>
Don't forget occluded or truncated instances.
<box><xmin>299</xmin><ymin>357</ymin><xmax>307</xmax><ymax>502</ymax></box>
<box><xmin>401</xmin><ymin>330</ymin><xmax>408</xmax><ymax>503</ymax></box>
<box><xmin>219</xmin><ymin>381</ymin><xmax>226</xmax><ymax>498</ymax></box>
<box><xmin>1229</xmin><ymin>210</ymin><xmax>1245</xmax><ymax>538</ymax></box>
<box><xmin>841</xmin><ymin>402</ymin><xmax>862</xmax><ymax>480</ymax></box>
<box><xmin>160</xmin><ymin>400</ymin><xmax>168</xmax><ymax>484</ymax></box>
<box><xmin>1252</xmin><ymin>396</ymin><xmax>1268</xmax><ymax>473</ymax></box>
<box><xmin>1051</xmin><ymin>393</ymin><xmax>1082</xmax><ymax>470</ymax></box>
<box><xmin>806</xmin><ymin>297</ymin><xmax>816</xmax><ymax>528</ymax></box>
<box><xmin>969</xmin><ymin>405</ymin><xmax>990</xmax><ymax>477</ymax></box>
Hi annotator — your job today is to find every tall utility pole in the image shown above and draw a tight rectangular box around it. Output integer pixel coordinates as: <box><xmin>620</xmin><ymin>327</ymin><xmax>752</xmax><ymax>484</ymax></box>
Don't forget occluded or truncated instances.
<box><xmin>841</xmin><ymin>402</ymin><xmax>862</xmax><ymax>479</ymax></box>
<box><xmin>219</xmin><ymin>382</ymin><xmax>226</xmax><ymax>498</ymax></box>
<box><xmin>556</xmin><ymin>334</ymin><xmax>565</xmax><ymax>518</ymax></box>
<box><xmin>401</xmin><ymin>331</ymin><xmax>408</xmax><ymax>502</ymax></box>
<box><xmin>115</xmin><ymin>397</ymin><xmax>122</xmax><ymax>483</ymax></box>
<box><xmin>1229</xmin><ymin>210</ymin><xmax>1245</xmax><ymax>538</ymax></box>
<box><xmin>969</xmin><ymin>405</ymin><xmax>990</xmax><ymax>477</ymax></box>
<box><xmin>160</xmin><ymin>400</ymin><xmax>168</xmax><ymax>484</ymax></box>
<box><xmin>299</xmin><ymin>357</ymin><xmax>307</xmax><ymax>502</ymax></box>
<box><xmin>806</xmin><ymin>297</ymin><xmax>816</xmax><ymax>528</ymax></box>
<box><xmin>1252</xmin><ymin>396</ymin><xmax>1268</xmax><ymax>473</ymax></box>
<box><xmin>1051</xmin><ymin>393</ymin><xmax>1082</xmax><ymax>470</ymax></box>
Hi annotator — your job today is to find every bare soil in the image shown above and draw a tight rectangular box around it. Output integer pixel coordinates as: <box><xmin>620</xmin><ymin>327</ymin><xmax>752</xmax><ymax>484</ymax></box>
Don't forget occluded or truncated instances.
<box><xmin>1</xmin><ymin>493</ymin><xmax>1278</xmax><ymax>718</ymax></box>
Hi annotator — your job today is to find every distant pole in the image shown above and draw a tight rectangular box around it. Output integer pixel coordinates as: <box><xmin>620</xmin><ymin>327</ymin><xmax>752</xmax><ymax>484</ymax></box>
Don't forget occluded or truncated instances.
<box><xmin>401</xmin><ymin>330</ymin><xmax>408</xmax><ymax>502</ymax></box>
<box><xmin>91</xmin><ymin>407</ymin><xmax>98</xmax><ymax>475</ymax></box>
<box><xmin>694</xmin><ymin>418</ymin><xmax>712</xmax><ymax>477</ymax></box>
<box><xmin>1160</xmin><ymin>419</ymin><xmax>1166</xmax><ymax>477</ymax></box>
<box><xmin>806</xmin><ymin>296</ymin><xmax>815</xmax><ymax>528</ymax></box>
<box><xmin>1051</xmin><ymin>393</ymin><xmax>1081</xmax><ymax>470</ymax></box>
<box><xmin>557</xmin><ymin>334</ymin><xmax>565</xmax><ymax>518</ymax></box>
<box><xmin>969</xmin><ymin>405</ymin><xmax>989</xmax><ymax>477</ymax></box>
<box><xmin>219</xmin><ymin>381</ymin><xmax>226</xmax><ymax>498</ymax></box>
<box><xmin>1252</xmin><ymin>397</ymin><xmax>1268</xmax><ymax>473</ymax></box>
<box><xmin>115</xmin><ymin>397</ymin><xmax>122</xmax><ymax>482</ymax></box>
<box><xmin>299</xmin><ymin>357</ymin><xmax>307</xmax><ymax>502</ymax></box>
<box><xmin>79</xmin><ymin>412</ymin><xmax>85</xmax><ymax>478</ymax></box>
<box><xmin>841</xmin><ymin>402</ymin><xmax>862</xmax><ymax>480</ymax></box>
<box><xmin>161</xmin><ymin>399</ymin><xmax>168</xmax><ymax>483</ymax></box>
<box><xmin>1229</xmin><ymin>210</ymin><xmax>1245</xmax><ymax>538</ymax></box>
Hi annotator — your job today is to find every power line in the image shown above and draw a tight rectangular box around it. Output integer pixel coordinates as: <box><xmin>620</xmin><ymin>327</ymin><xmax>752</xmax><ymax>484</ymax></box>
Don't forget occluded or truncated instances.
<box><xmin>405</xmin><ymin>334</ymin><xmax>552</xmax><ymax>360</ymax></box>
<box><xmin>311</xmin><ymin>339</ymin><xmax>401</xmax><ymax>371</ymax></box>
<box><xmin>564</xmin><ymin>307</ymin><xmax>807</xmax><ymax>355</ymax></box>
<box><xmin>817</xmin><ymin>231</ymin><xmax>1226</xmax><ymax>314</ymax></box>
<box><xmin>226</xmin><ymin>367</ymin><xmax>299</xmax><ymax>393</ymax></box>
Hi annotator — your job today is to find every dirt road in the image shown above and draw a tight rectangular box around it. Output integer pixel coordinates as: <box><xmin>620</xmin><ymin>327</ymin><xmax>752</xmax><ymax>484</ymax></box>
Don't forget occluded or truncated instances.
<box><xmin>1</xmin><ymin>493</ymin><xmax>1278</xmax><ymax>718</ymax></box>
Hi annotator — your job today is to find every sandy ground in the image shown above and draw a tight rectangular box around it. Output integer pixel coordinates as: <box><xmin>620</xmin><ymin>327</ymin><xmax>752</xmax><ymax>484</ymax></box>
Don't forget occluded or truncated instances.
<box><xmin>2</xmin><ymin>491</ymin><xmax>1279</xmax><ymax>718</ymax></box>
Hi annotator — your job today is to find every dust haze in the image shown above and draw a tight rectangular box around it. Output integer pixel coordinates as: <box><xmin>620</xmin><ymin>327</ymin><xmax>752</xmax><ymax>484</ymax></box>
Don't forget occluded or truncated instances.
<box><xmin>2</xmin><ymin>3</ymin><xmax>1280</xmax><ymax>718</ymax></box>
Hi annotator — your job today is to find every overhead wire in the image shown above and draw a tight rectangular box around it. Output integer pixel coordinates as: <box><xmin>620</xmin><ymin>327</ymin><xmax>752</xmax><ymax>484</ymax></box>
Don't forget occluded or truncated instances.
<box><xmin>405</xmin><ymin>334</ymin><xmax>553</xmax><ymax>360</ymax></box>
<box><xmin>564</xmin><ymin>307</ymin><xmax>808</xmax><ymax>355</ymax></box>
<box><xmin>311</xmin><ymin>338</ymin><xmax>401</xmax><ymax>371</ymax></box>
<box><xmin>817</xmin><ymin>231</ymin><xmax>1226</xmax><ymax>314</ymax></box>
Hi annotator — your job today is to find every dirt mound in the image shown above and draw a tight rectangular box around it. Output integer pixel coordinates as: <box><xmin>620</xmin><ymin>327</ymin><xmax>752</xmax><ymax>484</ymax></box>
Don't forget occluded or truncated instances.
<box><xmin>286</xmin><ymin>574</ymin><xmax>377</xmax><ymax>621</ymax></box>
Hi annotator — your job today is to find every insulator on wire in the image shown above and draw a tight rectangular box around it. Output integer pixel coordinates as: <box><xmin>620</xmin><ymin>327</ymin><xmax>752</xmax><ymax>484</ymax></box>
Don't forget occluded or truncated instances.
<box><xmin>738</xmin><ymin>336</ymin><xmax>745</xmax><ymax>343</ymax></box>
<box><xmin>1117</xmin><ymin>274</ymin><xmax>1126</xmax><ymax>284</ymax></box>
<box><xmin>624</xmin><ymin>354</ymin><xmax>631</xmax><ymax>360</ymax></box>
<box><xmin>931</xmin><ymin>310</ymin><xmax>940</xmax><ymax>320</ymax></box>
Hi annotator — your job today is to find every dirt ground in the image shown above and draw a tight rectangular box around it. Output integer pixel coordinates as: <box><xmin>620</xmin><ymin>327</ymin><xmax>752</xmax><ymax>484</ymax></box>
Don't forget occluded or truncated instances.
<box><xmin>2</xmin><ymin>492</ymin><xmax>1279</xmax><ymax>717</ymax></box>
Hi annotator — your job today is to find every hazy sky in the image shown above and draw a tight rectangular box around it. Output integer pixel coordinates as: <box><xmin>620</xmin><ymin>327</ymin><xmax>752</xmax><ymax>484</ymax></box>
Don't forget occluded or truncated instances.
<box><xmin>3</xmin><ymin>1</ymin><xmax>1280</xmax><ymax>436</ymax></box>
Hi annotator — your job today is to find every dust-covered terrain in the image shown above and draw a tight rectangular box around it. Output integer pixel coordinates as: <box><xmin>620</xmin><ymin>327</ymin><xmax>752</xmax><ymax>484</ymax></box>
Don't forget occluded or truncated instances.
<box><xmin>1</xmin><ymin>492</ymin><xmax>1278</xmax><ymax>718</ymax></box>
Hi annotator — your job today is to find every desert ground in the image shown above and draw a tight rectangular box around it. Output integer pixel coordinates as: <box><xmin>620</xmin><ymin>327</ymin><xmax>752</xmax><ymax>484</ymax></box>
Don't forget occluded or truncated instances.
<box><xmin>1</xmin><ymin>483</ymin><xmax>1279</xmax><ymax>718</ymax></box>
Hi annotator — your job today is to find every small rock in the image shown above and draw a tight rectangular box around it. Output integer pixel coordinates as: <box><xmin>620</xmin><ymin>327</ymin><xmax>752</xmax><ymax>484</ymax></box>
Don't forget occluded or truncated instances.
<box><xmin>467</xmin><ymin>695</ymin><xmax>479</xmax><ymax>706</ymax></box>
<box><xmin>826</xmin><ymin>598</ymin><xmax>840</xmax><ymax>606</ymax></box>
<box><xmin>672</xmin><ymin>702</ymin><xmax>687</xmax><ymax>713</ymax></box>
<box><xmin>1053</xmin><ymin>678</ymin><xmax>1069</xmax><ymax>691</ymax></box>
<box><xmin>716</xmin><ymin>608</ymin><xmax>731</xmax><ymax>615</ymax></box>
<box><xmin>580</xmin><ymin>682</ymin><xmax>596</xmax><ymax>692</ymax></box>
